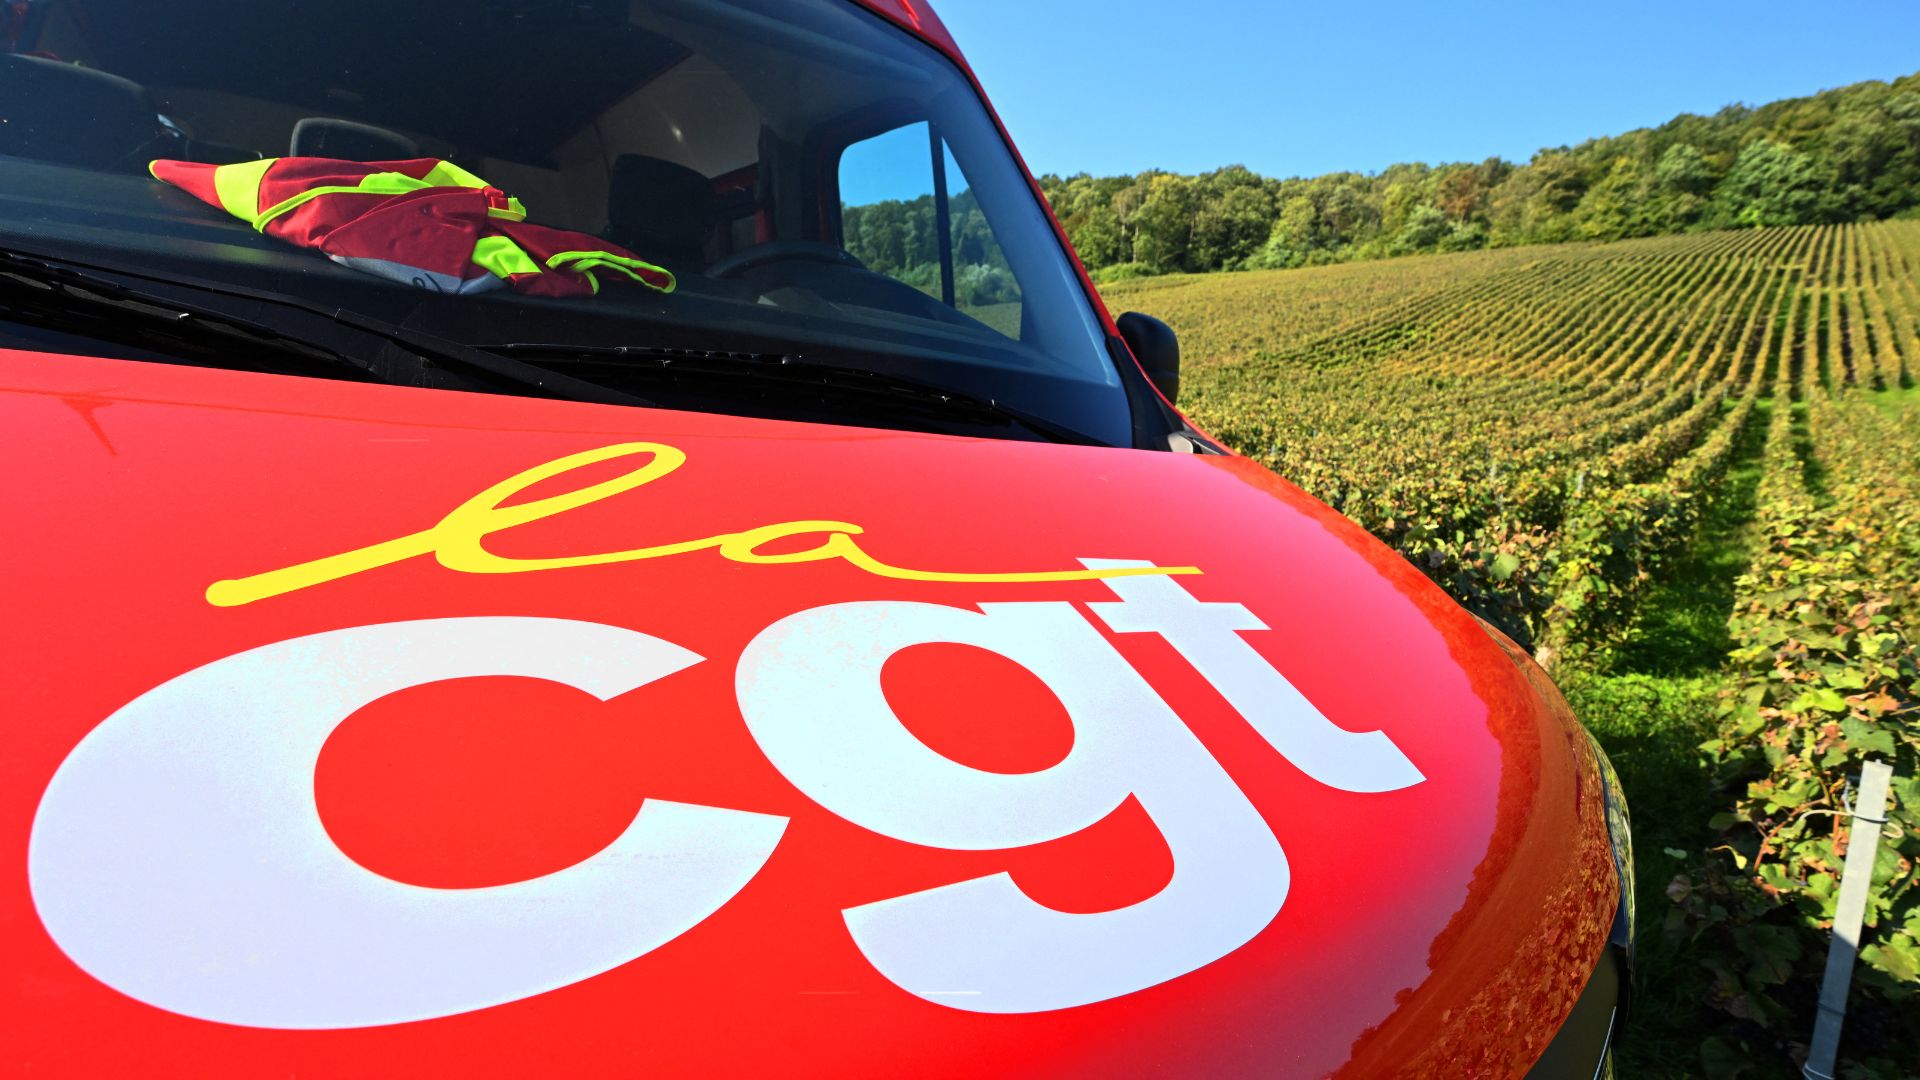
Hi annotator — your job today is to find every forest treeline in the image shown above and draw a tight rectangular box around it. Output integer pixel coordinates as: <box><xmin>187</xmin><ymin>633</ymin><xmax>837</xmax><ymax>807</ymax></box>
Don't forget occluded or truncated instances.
<box><xmin>1020</xmin><ymin>70</ymin><xmax>1919</xmax><ymax>280</ymax></box>
<box><xmin>841</xmin><ymin>189</ymin><xmax>1021</xmax><ymax>309</ymax></box>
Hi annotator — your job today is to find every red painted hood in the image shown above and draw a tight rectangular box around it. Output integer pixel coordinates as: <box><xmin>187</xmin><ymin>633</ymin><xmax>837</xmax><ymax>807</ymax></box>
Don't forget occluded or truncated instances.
<box><xmin>2</xmin><ymin>350</ymin><xmax>1614</xmax><ymax>1077</ymax></box>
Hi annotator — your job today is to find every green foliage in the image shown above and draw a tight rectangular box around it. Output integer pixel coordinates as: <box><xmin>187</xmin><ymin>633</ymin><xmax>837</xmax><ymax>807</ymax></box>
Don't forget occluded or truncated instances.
<box><xmin>1131</xmin><ymin>173</ymin><xmax>1199</xmax><ymax>270</ymax></box>
<box><xmin>839</xmin><ymin>189</ymin><xmax>1019</xmax><ymax>308</ymax></box>
<box><xmin>1674</xmin><ymin>383</ymin><xmax>1920</xmax><ymax>1075</ymax></box>
<box><xmin>1657</xmin><ymin>143</ymin><xmax>1719</xmax><ymax>198</ymax></box>
<box><xmin>1087</xmin><ymin>261</ymin><xmax>1163</xmax><ymax>284</ymax></box>
<box><xmin>1561</xmin><ymin>672</ymin><xmax>1730</xmax><ymax>1074</ymax></box>
<box><xmin>1709</xmin><ymin>141</ymin><xmax>1843</xmax><ymax>228</ymax></box>
<box><xmin>1040</xmin><ymin>70</ymin><xmax>1920</xmax><ymax>276</ymax></box>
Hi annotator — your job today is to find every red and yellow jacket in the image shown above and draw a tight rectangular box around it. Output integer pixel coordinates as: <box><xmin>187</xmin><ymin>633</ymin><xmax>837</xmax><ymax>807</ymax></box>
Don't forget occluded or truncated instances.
<box><xmin>150</xmin><ymin>156</ymin><xmax>675</xmax><ymax>299</ymax></box>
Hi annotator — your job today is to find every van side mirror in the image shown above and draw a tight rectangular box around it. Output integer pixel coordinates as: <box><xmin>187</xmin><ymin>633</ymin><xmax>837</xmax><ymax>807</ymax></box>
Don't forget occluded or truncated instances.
<box><xmin>1117</xmin><ymin>311</ymin><xmax>1180</xmax><ymax>404</ymax></box>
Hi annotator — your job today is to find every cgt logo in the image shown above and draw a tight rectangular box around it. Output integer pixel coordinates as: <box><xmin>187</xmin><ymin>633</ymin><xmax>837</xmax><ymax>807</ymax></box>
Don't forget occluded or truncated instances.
<box><xmin>28</xmin><ymin>563</ymin><xmax>1422</xmax><ymax>1031</ymax></box>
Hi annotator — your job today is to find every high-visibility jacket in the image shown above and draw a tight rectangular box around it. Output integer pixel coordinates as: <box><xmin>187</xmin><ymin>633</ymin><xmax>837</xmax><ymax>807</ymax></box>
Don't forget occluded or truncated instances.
<box><xmin>149</xmin><ymin>157</ymin><xmax>675</xmax><ymax>299</ymax></box>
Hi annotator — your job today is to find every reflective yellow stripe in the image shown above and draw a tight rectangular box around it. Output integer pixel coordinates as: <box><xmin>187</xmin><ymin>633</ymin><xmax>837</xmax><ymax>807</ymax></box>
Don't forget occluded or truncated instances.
<box><xmin>249</xmin><ymin>163</ymin><xmax>525</xmax><ymax>232</ymax></box>
<box><xmin>213</xmin><ymin>158</ymin><xmax>278</xmax><ymax>220</ymax></box>
<box><xmin>471</xmin><ymin>235</ymin><xmax>541</xmax><ymax>279</ymax></box>
<box><xmin>250</xmin><ymin>172</ymin><xmax>439</xmax><ymax>231</ymax></box>
<box><xmin>546</xmin><ymin>251</ymin><xmax>677</xmax><ymax>294</ymax></box>
<box><xmin>417</xmin><ymin>160</ymin><xmax>491</xmax><ymax>190</ymax></box>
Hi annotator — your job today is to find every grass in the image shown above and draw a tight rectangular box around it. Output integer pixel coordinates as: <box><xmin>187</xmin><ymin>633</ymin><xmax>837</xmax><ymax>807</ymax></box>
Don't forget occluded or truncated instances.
<box><xmin>1609</xmin><ymin>399</ymin><xmax>1769</xmax><ymax>679</ymax></box>
<box><xmin>1566</xmin><ymin>398</ymin><xmax>1773</xmax><ymax>1077</ymax></box>
<box><xmin>1862</xmin><ymin>380</ymin><xmax>1920</xmax><ymax>420</ymax></box>
<box><xmin>1563</xmin><ymin>670</ymin><xmax>1727</xmax><ymax>1077</ymax></box>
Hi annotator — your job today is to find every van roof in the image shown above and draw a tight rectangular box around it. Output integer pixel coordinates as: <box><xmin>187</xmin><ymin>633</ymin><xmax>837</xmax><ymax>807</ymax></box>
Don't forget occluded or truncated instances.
<box><xmin>851</xmin><ymin>0</ymin><xmax>962</xmax><ymax>68</ymax></box>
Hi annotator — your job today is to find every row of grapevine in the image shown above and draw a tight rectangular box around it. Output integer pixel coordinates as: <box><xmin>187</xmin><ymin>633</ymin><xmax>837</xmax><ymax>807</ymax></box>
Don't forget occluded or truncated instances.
<box><xmin>1118</xmin><ymin>225</ymin><xmax>1822</xmax><ymax>647</ymax></box>
<box><xmin>1532</xmin><ymin>227</ymin><xmax>1816</xmax><ymax>657</ymax></box>
<box><xmin>1672</xmin><ymin>375</ymin><xmax>1920</xmax><ymax>1072</ymax></box>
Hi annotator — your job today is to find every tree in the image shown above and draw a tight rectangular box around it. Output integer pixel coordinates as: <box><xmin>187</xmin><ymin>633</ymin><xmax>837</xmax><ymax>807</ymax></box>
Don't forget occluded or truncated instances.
<box><xmin>1391</xmin><ymin>204</ymin><xmax>1449</xmax><ymax>253</ymax></box>
<box><xmin>1132</xmin><ymin>174</ymin><xmax>1199</xmax><ymax>271</ymax></box>
<box><xmin>1318</xmin><ymin>175</ymin><xmax>1382</xmax><ymax>243</ymax></box>
<box><xmin>1654</xmin><ymin>143</ymin><xmax>1717</xmax><ymax>196</ymax></box>
<box><xmin>1710</xmin><ymin>139</ymin><xmax>1841</xmax><ymax>227</ymax></box>
<box><xmin>1249</xmin><ymin>194</ymin><xmax>1320</xmax><ymax>269</ymax></box>
<box><xmin>1191</xmin><ymin>184</ymin><xmax>1275</xmax><ymax>270</ymax></box>
<box><xmin>1576</xmin><ymin>156</ymin><xmax>1655</xmax><ymax>240</ymax></box>
<box><xmin>1064</xmin><ymin>205</ymin><xmax>1126</xmax><ymax>268</ymax></box>
<box><xmin>1434</xmin><ymin>162</ymin><xmax>1496</xmax><ymax>225</ymax></box>
<box><xmin>1521</xmin><ymin>152</ymin><xmax>1587</xmax><ymax>242</ymax></box>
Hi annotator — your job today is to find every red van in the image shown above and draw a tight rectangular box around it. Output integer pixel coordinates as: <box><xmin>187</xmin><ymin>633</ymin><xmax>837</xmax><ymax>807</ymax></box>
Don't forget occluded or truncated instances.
<box><xmin>3</xmin><ymin>1</ymin><xmax>1630</xmax><ymax>1075</ymax></box>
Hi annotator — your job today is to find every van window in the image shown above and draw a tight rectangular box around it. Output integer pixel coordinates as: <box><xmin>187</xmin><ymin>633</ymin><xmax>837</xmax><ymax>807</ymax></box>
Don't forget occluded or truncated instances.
<box><xmin>839</xmin><ymin>122</ymin><xmax>1024</xmax><ymax>340</ymax></box>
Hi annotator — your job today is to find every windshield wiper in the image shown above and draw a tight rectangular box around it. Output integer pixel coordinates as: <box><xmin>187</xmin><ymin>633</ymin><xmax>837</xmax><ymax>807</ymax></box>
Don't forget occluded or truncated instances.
<box><xmin>0</xmin><ymin>246</ymin><xmax>657</xmax><ymax>410</ymax></box>
<box><xmin>495</xmin><ymin>342</ymin><xmax>1109</xmax><ymax>447</ymax></box>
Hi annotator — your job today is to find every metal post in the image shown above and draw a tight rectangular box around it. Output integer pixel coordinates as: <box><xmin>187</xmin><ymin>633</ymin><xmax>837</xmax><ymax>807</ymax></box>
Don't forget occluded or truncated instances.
<box><xmin>1802</xmin><ymin>760</ymin><xmax>1894</xmax><ymax>1080</ymax></box>
<box><xmin>929</xmin><ymin>126</ymin><xmax>954</xmax><ymax>308</ymax></box>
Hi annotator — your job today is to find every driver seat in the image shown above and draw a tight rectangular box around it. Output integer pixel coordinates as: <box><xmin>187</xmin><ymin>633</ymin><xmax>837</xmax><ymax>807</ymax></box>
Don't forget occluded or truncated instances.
<box><xmin>0</xmin><ymin>54</ymin><xmax>166</xmax><ymax>172</ymax></box>
<box><xmin>605</xmin><ymin>154</ymin><xmax>715</xmax><ymax>270</ymax></box>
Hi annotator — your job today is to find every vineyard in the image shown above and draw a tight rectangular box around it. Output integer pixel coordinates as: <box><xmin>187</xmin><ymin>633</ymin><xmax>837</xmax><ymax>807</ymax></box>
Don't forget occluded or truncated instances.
<box><xmin>1101</xmin><ymin>223</ymin><xmax>1920</xmax><ymax>1077</ymax></box>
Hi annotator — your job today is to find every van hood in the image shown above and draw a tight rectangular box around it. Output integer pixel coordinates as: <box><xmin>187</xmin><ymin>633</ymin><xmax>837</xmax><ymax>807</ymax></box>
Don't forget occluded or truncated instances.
<box><xmin>2</xmin><ymin>350</ymin><xmax>1615</xmax><ymax>1077</ymax></box>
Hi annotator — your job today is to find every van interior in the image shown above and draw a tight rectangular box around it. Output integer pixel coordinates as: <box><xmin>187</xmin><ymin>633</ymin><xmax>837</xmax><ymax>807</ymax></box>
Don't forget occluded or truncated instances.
<box><xmin>0</xmin><ymin>0</ymin><xmax>1134</xmax><ymax>446</ymax></box>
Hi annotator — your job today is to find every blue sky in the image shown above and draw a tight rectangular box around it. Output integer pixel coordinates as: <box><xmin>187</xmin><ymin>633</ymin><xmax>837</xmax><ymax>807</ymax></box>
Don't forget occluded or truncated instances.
<box><xmin>932</xmin><ymin>0</ymin><xmax>1920</xmax><ymax>181</ymax></box>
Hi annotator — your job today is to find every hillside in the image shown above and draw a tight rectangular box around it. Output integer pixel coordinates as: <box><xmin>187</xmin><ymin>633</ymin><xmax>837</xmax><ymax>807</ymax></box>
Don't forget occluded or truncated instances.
<box><xmin>1039</xmin><ymin>69</ymin><xmax>1920</xmax><ymax>276</ymax></box>
<box><xmin>1100</xmin><ymin>224</ymin><xmax>1920</xmax><ymax>1075</ymax></box>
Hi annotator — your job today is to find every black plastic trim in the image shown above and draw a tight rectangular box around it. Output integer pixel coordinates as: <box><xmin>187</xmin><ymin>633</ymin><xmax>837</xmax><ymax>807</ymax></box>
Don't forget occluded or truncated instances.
<box><xmin>1105</xmin><ymin>334</ymin><xmax>1225</xmax><ymax>453</ymax></box>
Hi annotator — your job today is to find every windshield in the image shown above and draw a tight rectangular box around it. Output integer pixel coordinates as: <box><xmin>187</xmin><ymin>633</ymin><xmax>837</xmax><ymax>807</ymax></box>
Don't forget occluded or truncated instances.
<box><xmin>0</xmin><ymin>0</ymin><xmax>1133</xmax><ymax>445</ymax></box>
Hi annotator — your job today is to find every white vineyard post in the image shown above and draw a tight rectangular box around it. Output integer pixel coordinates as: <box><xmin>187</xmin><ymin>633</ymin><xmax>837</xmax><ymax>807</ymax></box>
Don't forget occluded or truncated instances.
<box><xmin>1801</xmin><ymin>759</ymin><xmax>1895</xmax><ymax>1080</ymax></box>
